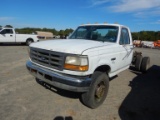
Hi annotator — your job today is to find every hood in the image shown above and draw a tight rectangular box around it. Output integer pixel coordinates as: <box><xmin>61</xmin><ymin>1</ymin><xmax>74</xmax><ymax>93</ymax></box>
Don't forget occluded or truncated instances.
<box><xmin>30</xmin><ymin>39</ymin><xmax>114</xmax><ymax>54</ymax></box>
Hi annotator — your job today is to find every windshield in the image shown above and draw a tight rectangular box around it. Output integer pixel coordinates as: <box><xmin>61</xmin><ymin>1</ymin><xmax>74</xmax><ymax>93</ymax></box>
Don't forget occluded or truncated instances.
<box><xmin>69</xmin><ymin>25</ymin><xmax>119</xmax><ymax>42</ymax></box>
<box><xmin>0</xmin><ymin>28</ymin><xmax>2</xmax><ymax>31</ymax></box>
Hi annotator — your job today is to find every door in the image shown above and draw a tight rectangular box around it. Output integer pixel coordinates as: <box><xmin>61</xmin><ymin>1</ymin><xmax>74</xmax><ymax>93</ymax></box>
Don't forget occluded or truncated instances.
<box><xmin>119</xmin><ymin>28</ymin><xmax>133</xmax><ymax>69</ymax></box>
<box><xmin>0</xmin><ymin>29</ymin><xmax>15</xmax><ymax>42</ymax></box>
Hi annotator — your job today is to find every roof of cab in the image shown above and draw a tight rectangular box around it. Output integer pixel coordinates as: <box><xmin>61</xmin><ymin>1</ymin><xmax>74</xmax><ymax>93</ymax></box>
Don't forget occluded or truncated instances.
<box><xmin>79</xmin><ymin>23</ymin><xmax>127</xmax><ymax>28</ymax></box>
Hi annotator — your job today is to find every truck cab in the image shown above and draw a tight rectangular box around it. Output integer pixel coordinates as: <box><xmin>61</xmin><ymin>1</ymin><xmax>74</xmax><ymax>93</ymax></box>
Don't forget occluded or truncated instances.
<box><xmin>0</xmin><ymin>28</ymin><xmax>15</xmax><ymax>42</ymax></box>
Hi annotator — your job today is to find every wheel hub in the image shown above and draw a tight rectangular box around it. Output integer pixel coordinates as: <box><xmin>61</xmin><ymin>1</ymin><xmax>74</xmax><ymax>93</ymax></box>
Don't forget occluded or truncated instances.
<box><xmin>95</xmin><ymin>82</ymin><xmax>105</xmax><ymax>99</ymax></box>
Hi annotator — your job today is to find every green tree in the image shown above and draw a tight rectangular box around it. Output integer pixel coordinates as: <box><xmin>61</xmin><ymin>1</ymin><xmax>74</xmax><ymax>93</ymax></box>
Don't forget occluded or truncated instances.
<box><xmin>59</xmin><ymin>30</ymin><xmax>64</xmax><ymax>36</ymax></box>
<box><xmin>132</xmin><ymin>32</ymin><xmax>139</xmax><ymax>40</ymax></box>
<box><xmin>64</xmin><ymin>28</ymin><xmax>74</xmax><ymax>35</ymax></box>
<box><xmin>131</xmin><ymin>31</ymin><xmax>160</xmax><ymax>41</ymax></box>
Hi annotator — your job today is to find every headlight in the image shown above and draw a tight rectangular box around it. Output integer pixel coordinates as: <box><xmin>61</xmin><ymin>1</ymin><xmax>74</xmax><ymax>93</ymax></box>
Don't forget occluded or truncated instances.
<box><xmin>64</xmin><ymin>56</ymin><xmax>88</xmax><ymax>71</ymax></box>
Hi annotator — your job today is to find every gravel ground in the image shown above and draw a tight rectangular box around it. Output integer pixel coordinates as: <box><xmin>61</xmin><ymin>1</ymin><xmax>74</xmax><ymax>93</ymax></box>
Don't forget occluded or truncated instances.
<box><xmin>0</xmin><ymin>44</ymin><xmax>160</xmax><ymax>120</ymax></box>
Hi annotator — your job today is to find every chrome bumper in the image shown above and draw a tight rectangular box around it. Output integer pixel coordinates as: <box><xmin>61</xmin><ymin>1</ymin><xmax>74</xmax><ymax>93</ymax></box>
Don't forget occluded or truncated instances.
<box><xmin>26</xmin><ymin>61</ymin><xmax>91</xmax><ymax>92</ymax></box>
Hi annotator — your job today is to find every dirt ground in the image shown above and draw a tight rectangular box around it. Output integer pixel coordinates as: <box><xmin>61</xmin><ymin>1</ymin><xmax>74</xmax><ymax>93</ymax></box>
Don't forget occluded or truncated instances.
<box><xmin>0</xmin><ymin>44</ymin><xmax>160</xmax><ymax>120</ymax></box>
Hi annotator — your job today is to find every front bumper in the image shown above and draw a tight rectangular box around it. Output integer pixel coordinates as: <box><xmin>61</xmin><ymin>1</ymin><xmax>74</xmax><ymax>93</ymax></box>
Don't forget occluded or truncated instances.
<box><xmin>26</xmin><ymin>61</ymin><xmax>92</xmax><ymax>92</ymax></box>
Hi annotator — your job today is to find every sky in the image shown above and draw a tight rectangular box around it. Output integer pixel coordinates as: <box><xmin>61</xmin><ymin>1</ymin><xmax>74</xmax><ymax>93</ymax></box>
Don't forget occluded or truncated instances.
<box><xmin>0</xmin><ymin>0</ymin><xmax>160</xmax><ymax>32</ymax></box>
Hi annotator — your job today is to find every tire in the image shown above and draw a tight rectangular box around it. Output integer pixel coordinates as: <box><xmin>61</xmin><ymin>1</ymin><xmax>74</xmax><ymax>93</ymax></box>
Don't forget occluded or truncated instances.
<box><xmin>135</xmin><ymin>55</ymin><xmax>143</xmax><ymax>71</ymax></box>
<box><xmin>26</xmin><ymin>39</ymin><xmax>33</xmax><ymax>46</ymax></box>
<box><xmin>140</xmin><ymin>57</ymin><xmax>150</xmax><ymax>73</ymax></box>
<box><xmin>81</xmin><ymin>71</ymin><xmax>109</xmax><ymax>109</ymax></box>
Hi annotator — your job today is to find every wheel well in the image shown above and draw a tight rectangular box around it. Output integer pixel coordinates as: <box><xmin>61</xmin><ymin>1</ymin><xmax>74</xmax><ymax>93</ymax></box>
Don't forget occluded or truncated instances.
<box><xmin>94</xmin><ymin>65</ymin><xmax>111</xmax><ymax>74</ymax></box>
<box><xmin>26</xmin><ymin>38</ymin><xmax>33</xmax><ymax>42</ymax></box>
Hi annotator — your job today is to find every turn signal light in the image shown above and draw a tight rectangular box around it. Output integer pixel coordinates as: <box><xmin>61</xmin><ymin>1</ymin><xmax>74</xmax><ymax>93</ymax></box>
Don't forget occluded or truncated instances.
<box><xmin>64</xmin><ymin>64</ymin><xmax>88</xmax><ymax>71</ymax></box>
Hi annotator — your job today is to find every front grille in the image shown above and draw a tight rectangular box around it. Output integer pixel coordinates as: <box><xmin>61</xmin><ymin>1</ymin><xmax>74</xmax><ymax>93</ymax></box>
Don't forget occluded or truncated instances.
<box><xmin>30</xmin><ymin>47</ymin><xmax>65</xmax><ymax>71</ymax></box>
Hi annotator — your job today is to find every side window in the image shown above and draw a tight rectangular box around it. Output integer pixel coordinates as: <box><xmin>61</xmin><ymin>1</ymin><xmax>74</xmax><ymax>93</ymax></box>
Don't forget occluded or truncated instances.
<box><xmin>119</xmin><ymin>28</ymin><xmax>130</xmax><ymax>45</ymax></box>
<box><xmin>1</xmin><ymin>29</ymin><xmax>13</xmax><ymax>34</ymax></box>
<box><xmin>5</xmin><ymin>29</ymin><xmax>13</xmax><ymax>34</ymax></box>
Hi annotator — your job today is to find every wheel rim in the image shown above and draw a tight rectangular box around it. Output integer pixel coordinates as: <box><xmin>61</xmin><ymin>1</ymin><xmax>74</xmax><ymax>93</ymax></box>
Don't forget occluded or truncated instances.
<box><xmin>95</xmin><ymin>81</ymin><xmax>106</xmax><ymax>101</ymax></box>
<box><xmin>28</xmin><ymin>40</ymin><xmax>32</xmax><ymax>45</ymax></box>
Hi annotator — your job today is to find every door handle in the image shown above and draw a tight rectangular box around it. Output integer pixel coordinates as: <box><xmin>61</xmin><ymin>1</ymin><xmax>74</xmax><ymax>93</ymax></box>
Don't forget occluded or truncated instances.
<box><xmin>111</xmin><ymin>58</ymin><xmax>116</xmax><ymax>61</ymax></box>
<box><xmin>10</xmin><ymin>35</ymin><xmax>13</xmax><ymax>37</ymax></box>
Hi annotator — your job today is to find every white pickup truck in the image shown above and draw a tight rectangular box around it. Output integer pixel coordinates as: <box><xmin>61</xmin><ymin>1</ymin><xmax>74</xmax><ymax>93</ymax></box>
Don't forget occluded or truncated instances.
<box><xmin>26</xmin><ymin>23</ymin><xmax>150</xmax><ymax>108</ymax></box>
<box><xmin>0</xmin><ymin>28</ymin><xmax>39</xmax><ymax>45</ymax></box>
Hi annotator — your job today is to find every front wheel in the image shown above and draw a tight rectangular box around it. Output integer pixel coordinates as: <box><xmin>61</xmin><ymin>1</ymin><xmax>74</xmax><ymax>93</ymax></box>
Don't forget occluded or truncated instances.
<box><xmin>26</xmin><ymin>39</ymin><xmax>33</xmax><ymax>46</ymax></box>
<box><xmin>81</xmin><ymin>71</ymin><xmax>109</xmax><ymax>109</ymax></box>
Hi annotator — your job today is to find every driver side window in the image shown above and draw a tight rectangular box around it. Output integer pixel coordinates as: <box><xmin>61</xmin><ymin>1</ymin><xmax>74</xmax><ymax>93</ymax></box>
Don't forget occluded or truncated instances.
<box><xmin>1</xmin><ymin>29</ymin><xmax>13</xmax><ymax>34</ymax></box>
<box><xmin>119</xmin><ymin>28</ymin><xmax>130</xmax><ymax>45</ymax></box>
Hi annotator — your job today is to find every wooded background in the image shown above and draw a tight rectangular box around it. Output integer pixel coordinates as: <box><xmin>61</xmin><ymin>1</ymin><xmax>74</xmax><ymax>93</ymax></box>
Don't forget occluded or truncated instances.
<box><xmin>1</xmin><ymin>25</ymin><xmax>160</xmax><ymax>41</ymax></box>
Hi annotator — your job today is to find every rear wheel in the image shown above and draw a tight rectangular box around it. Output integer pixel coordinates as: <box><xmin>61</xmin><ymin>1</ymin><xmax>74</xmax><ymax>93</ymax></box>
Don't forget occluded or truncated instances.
<box><xmin>140</xmin><ymin>57</ymin><xmax>150</xmax><ymax>73</ymax></box>
<box><xmin>81</xmin><ymin>71</ymin><xmax>109</xmax><ymax>109</ymax></box>
<box><xmin>135</xmin><ymin>55</ymin><xmax>143</xmax><ymax>71</ymax></box>
<box><xmin>26</xmin><ymin>39</ymin><xmax>33</xmax><ymax>46</ymax></box>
